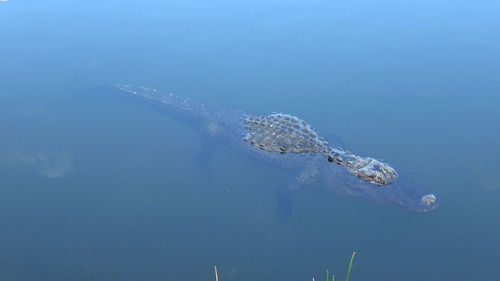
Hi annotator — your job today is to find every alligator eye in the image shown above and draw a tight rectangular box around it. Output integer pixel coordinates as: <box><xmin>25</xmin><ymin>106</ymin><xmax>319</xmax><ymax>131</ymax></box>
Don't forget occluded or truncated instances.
<box><xmin>421</xmin><ymin>194</ymin><xmax>437</xmax><ymax>206</ymax></box>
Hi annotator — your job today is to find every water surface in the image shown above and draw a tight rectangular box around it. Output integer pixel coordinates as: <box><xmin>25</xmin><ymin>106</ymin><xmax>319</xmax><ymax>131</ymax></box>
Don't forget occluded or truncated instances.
<box><xmin>1</xmin><ymin>1</ymin><xmax>499</xmax><ymax>280</ymax></box>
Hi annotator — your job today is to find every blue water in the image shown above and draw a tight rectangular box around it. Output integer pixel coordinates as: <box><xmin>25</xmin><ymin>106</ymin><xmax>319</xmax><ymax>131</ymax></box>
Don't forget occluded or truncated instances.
<box><xmin>1</xmin><ymin>1</ymin><xmax>499</xmax><ymax>280</ymax></box>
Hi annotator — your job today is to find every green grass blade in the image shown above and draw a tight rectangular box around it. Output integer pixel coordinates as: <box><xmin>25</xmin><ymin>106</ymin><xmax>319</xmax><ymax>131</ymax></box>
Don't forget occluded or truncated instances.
<box><xmin>345</xmin><ymin>251</ymin><xmax>356</xmax><ymax>281</ymax></box>
<box><xmin>327</xmin><ymin>270</ymin><xmax>329</xmax><ymax>281</ymax></box>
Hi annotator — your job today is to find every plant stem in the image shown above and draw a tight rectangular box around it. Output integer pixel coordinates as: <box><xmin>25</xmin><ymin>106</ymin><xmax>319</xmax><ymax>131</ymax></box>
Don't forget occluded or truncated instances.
<box><xmin>346</xmin><ymin>251</ymin><xmax>356</xmax><ymax>281</ymax></box>
<box><xmin>214</xmin><ymin>266</ymin><xmax>219</xmax><ymax>281</ymax></box>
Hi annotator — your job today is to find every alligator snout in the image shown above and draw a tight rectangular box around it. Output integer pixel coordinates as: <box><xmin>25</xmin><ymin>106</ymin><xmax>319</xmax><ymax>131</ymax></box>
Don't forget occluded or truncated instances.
<box><xmin>421</xmin><ymin>194</ymin><xmax>437</xmax><ymax>206</ymax></box>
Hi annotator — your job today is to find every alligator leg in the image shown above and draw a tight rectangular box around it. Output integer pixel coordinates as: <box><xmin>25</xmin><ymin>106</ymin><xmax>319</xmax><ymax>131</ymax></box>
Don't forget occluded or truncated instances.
<box><xmin>274</xmin><ymin>157</ymin><xmax>322</xmax><ymax>222</ymax></box>
<box><xmin>192</xmin><ymin>121</ymin><xmax>221</xmax><ymax>176</ymax></box>
<box><xmin>191</xmin><ymin>134</ymin><xmax>217</xmax><ymax>177</ymax></box>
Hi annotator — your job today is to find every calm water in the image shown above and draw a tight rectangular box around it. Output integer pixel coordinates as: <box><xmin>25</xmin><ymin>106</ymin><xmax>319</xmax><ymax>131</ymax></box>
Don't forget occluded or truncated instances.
<box><xmin>1</xmin><ymin>1</ymin><xmax>499</xmax><ymax>280</ymax></box>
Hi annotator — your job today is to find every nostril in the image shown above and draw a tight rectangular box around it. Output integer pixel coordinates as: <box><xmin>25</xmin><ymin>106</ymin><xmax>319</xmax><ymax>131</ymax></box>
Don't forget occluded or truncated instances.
<box><xmin>421</xmin><ymin>194</ymin><xmax>437</xmax><ymax>206</ymax></box>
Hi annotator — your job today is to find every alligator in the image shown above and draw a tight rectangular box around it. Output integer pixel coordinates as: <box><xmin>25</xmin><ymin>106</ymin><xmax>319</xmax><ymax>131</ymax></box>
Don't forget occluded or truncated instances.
<box><xmin>92</xmin><ymin>84</ymin><xmax>440</xmax><ymax>220</ymax></box>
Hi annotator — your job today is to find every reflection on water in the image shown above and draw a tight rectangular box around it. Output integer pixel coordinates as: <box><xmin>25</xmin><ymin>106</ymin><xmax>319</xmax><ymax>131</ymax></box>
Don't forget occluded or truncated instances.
<box><xmin>11</xmin><ymin>151</ymin><xmax>73</xmax><ymax>179</ymax></box>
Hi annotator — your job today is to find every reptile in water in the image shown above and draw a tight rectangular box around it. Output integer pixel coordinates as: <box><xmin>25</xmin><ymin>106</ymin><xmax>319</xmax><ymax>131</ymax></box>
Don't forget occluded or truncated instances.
<box><xmin>91</xmin><ymin>84</ymin><xmax>439</xmax><ymax>220</ymax></box>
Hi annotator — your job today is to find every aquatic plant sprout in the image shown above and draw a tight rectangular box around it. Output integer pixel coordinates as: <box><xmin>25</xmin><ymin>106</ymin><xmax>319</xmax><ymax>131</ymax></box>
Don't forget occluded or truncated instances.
<box><xmin>213</xmin><ymin>252</ymin><xmax>356</xmax><ymax>281</ymax></box>
<box><xmin>321</xmin><ymin>251</ymin><xmax>356</xmax><ymax>281</ymax></box>
<box><xmin>244</xmin><ymin>113</ymin><xmax>398</xmax><ymax>185</ymax></box>
<box><xmin>214</xmin><ymin>266</ymin><xmax>219</xmax><ymax>281</ymax></box>
<box><xmin>346</xmin><ymin>251</ymin><xmax>355</xmax><ymax>281</ymax></box>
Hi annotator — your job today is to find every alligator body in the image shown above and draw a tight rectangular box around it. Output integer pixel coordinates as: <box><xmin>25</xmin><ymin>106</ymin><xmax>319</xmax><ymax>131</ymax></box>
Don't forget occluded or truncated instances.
<box><xmin>95</xmin><ymin>84</ymin><xmax>439</xmax><ymax>219</ymax></box>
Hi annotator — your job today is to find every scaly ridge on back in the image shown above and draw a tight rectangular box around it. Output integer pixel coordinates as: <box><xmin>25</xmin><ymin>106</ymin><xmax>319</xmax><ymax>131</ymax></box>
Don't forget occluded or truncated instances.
<box><xmin>243</xmin><ymin>113</ymin><xmax>398</xmax><ymax>186</ymax></box>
